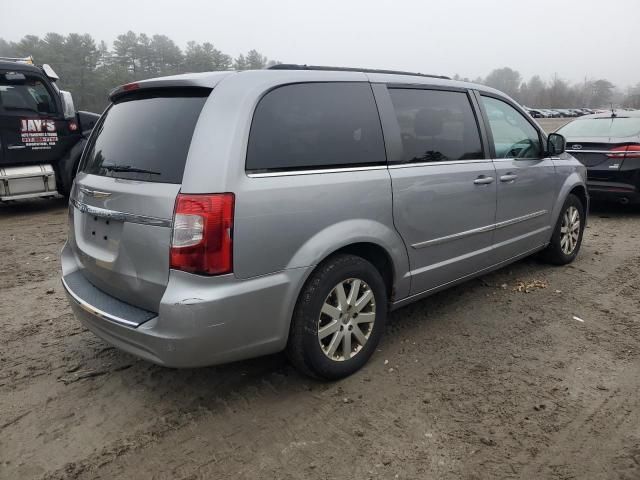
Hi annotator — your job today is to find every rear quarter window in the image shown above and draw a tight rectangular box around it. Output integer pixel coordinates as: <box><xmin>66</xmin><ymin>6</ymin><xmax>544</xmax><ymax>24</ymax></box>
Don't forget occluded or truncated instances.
<box><xmin>246</xmin><ymin>82</ymin><xmax>386</xmax><ymax>172</ymax></box>
<box><xmin>80</xmin><ymin>89</ymin><xmax>209</xmax><ymax>184</ymax></box>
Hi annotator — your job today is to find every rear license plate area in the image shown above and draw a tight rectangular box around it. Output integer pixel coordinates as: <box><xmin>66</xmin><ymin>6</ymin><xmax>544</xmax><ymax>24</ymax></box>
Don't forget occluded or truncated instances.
<box><xmin>80</xmin><ymin>212</ymin><xmax>124</xmax><ymax>249</ymax></box>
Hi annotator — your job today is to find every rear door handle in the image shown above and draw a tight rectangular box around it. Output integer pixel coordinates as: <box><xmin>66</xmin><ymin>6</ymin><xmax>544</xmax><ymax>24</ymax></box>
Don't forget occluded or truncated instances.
<box><xmin>500</xmin><ymin>174</ymin><xmax>518</xmax><ymax>183</ymax></box>
<box><xmin>473</xmin><ymin>175</ymin><xmax>494</xmax><ymax>185</ymax></box>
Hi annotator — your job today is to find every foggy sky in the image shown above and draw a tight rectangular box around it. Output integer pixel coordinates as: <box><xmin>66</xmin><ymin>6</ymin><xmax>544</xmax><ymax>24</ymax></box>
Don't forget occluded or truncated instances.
<box><xmin>2</xmin><ymin>0</ymin><xmax>639</xmax><ymax>88</ymax></box>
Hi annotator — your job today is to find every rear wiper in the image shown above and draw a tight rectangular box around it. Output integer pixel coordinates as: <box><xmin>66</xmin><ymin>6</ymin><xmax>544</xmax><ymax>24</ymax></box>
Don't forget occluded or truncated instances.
<box><xmin>101</xmin><ymin>164</ymin><xmax>160</xmax><ymax>175</ymax></box>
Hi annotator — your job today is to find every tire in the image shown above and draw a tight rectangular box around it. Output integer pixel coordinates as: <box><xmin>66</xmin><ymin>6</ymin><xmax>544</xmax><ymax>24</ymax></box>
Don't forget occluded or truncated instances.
<box><xmin>286</xmin><ymin>254</ymin><xmax>387</xmax><ymax>380</ymax></box>
<box><xmin>541</xmin><ymin>193</ymin><xmax>585</xmax><ymax>265</ymax></box>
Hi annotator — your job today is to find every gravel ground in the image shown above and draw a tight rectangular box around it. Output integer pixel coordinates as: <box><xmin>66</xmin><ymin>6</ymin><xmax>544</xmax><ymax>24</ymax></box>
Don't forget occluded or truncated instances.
<box><xmin>1</xmin><ymin>127</ymin><xmax>639</xmax><ymax>479</ymax></box>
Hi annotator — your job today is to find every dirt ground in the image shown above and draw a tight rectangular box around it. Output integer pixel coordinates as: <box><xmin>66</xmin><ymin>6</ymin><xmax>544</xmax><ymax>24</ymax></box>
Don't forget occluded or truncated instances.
<box><xmin>1</xmin><ymin>170</ymin><xmax>640</xmax><ymax>478</ymax></box>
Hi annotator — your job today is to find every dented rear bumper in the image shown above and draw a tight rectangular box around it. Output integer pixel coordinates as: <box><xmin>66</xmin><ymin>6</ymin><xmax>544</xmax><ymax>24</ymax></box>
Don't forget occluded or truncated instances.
<box><xmin>61</xmin><ymin>241</ymin><xmax>310</xmax><ymax>367</ymax></box>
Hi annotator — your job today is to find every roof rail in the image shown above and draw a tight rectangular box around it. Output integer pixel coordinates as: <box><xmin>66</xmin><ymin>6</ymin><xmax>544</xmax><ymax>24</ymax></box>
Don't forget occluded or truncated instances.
<box><xmin>267</xmin><ymin>63</ymin><xmax>450</xmax><ymax>80</ymax></box>
<box><xmin>0</xmin><ymin>55</ymin><xmax>34</xmax><ymax>65</ymax></box>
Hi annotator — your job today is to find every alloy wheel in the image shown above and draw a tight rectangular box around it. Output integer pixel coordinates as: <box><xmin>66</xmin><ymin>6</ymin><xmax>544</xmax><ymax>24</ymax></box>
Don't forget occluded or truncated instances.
<box><xmin>560</xmin><ymin>205</ymin><xmax>581</xmax><ymax>255</ymax></box>
<box><xmin>318</xmin><ymin>278</ymin><xmax>376</xmax><ymax>361</ymax></box>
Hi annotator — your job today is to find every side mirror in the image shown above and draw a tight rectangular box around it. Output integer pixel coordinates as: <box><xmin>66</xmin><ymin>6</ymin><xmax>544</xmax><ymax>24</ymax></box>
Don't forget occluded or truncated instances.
<box><xmin>60</xmin><ymin>90</ymin><xmax>76</xmax><ymax>119</ymax></box>
<box><xmin>547</xmin><ymin>133</ymin><xmax>566</xmax><ymax>156</ymax></box>
<box><xmin>42</xmin><ymin>64</ymin><xmax>59</xmax><ymax>81</ymax></box>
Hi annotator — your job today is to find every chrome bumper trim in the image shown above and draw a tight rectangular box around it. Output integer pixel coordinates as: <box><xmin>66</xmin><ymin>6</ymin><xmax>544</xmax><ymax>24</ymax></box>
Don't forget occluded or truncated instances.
<box><xmin>61</xmin><ymin>275</ymin><xmax>140</xmax><ymax>328</ymax></box>
<box><xmin>70</xmin><ymin>198</ymin><xmax>172</xmax><ymax>228</ymax></box>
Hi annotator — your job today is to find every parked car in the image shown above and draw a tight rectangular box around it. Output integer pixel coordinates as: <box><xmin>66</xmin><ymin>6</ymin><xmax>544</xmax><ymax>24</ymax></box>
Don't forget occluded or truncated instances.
<box><xmin>558</xmin><ymin>110</ymin><xmax>640</xmax><ymax>204</ymax></box>
<box><xmin>0</xmin><ymin>56</ymin><xmax>99</xmax><ymax>201</ymax></box>
<box><xmin>61</xmin><ymin>65</ymin><xmax>588</xmax><ymax>379</ymax></box>
<box><xmin>555</xmin><ymin>109</ymin><xmax>574</xmax><ymax>118</ymax></box>
<box><xmin>544</xmin><ymin>109</ymin><xmax>563</xmax><ymax>118</ymax></box>
<box><xmin>524</xmin><ymin>107</ymin><xmax>544</xmax><ymax>118</ymax></box>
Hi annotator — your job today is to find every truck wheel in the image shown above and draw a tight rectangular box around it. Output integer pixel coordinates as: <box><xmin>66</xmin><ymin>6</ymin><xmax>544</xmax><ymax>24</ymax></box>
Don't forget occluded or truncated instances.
<box><xmin>541</xmin><ymin>194</ymin><xmax>585</xmax><ymax>265</ymax></box>
<box><xmin>287</xmin><ymin>254</ymin><xmax>387</xmax><ymax>380</ymax></box>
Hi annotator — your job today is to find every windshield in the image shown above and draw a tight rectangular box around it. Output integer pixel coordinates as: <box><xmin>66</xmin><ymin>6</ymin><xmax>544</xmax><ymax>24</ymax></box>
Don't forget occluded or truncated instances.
<box><xmin>557</xmin><ymin>117</ymin><xmax>640</xmax><ymax>138</ymax></box>
<box><xmin>81</xmin><ymin>89</ymin><xmax>209</xmax><ymax>184</ymax></box>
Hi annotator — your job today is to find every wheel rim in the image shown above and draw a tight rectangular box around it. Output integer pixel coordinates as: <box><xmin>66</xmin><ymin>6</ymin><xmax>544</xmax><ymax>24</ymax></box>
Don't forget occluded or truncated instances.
<box><xmin>560</xmin><ymin>205</ymin><xmax>581</xmax><ymax>255</ymax></box>
<box><xmin>318</xmin><ymin>278</ymin><xmax>376</xmax><ymax>362</ymax></box>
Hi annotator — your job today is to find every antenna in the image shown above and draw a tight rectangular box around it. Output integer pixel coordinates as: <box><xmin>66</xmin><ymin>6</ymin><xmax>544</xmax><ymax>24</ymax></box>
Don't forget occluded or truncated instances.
<box><xmin>610</xmin><ymin>103</ymin><xmax>617</xmax><ymax>117</ymax></box>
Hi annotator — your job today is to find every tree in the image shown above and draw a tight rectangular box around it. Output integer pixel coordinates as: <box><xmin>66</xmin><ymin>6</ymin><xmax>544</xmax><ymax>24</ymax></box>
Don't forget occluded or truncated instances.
<box><xmin>521</xmin><ymin>75</ymin><xmax>546</xmax><ymax>107</ymax></box>
<box><xmin>623</xmin><ymin>82</ymin><xmax>640</xmax><ymax>109</ymax></box>
<box><xmin>245</xmin><ymin>49</ymin><xmax>267</xmax><ymax>69</ymax></box>
<box><xmin>233</xmin><ymin>53</ymin><xmax>248</xmax><ymax>70</ymax></box>
<box><xmin>61</xmin><ymin>34</ymin><xmax>100</xmax><ymax>108</ymax></box>
<box><xmin>590</xmin><ymin>79</ymin><xmax>615</xmax><ymax>108</ymax></box>
<box><xmin>150</xmin><ymin>35</ymin><xmax>183</xmax><ymax>75</ymax></box>
<box><xmin>113</xmin><ymin>31</ymin><xmax>140</xmax><ymax>75</ymax></box>
<box><xmin>0</xmin><ymin>38</ymin><xmax>16</xmax><ymax>56</ymax></box>
<box><xmin>547</xmin><ymin>75</ymin><xmax>572</xmax><ymax>107</ymax></box>
<box><xmin>483</xmin><ymin>67</ymin><xmax>522</xmax><ymax>100</ymax></box>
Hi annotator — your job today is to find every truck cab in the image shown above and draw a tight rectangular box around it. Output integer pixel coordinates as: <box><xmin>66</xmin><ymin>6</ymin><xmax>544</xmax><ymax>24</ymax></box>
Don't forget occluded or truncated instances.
<box><xmin>0</xmin><ymin>56</ymin><xmax>99</xmax><ymax>201</ymax></box>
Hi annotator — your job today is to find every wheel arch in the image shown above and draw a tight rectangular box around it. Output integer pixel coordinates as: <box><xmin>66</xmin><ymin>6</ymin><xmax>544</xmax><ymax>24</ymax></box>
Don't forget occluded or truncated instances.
<box><xmin>549</xmin><ymin>174</ymin><xmax>589</xmax><ymax>239</ymax></box>
<box><xmin>286</xmin><ymin>219</ymin><xmax>411</xmax><ymax>303</ymax></box>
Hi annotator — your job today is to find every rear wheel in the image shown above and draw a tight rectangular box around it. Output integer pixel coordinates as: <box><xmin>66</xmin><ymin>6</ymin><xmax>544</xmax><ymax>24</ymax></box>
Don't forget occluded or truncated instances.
<box><xmin>542</xmin><ymin>194</ymin><xmax>585</xmax><ymax>265</ymax></box>
<box><xmin>287</xmin><ymin>254</ymin><xmax>387</xmax><ymax>380</ymax></box>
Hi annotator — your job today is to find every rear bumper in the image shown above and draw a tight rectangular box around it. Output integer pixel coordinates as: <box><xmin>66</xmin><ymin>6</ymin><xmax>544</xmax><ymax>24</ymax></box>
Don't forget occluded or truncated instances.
<box><xmin>585</xmin><ymin>159</ymin><xmax>640</xmax><ymax>203</ymax></box>
<box><xmin>61</xmin><ymin>242</ymin><xmax>310</xmax><ymax>368</ymax></box>
<box><xmin>587</xmin><ymin>179</ymin><xmax>640</xmax><ymax>203</ymax></box>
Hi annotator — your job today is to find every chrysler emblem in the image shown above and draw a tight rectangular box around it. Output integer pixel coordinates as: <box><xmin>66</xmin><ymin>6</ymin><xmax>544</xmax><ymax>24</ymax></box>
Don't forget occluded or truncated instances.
<box><xmin>78</xmin><ymin>186</ymin><xmax>112</xmax><ymax>198</ymax></box>
<box><xmin>572</xmin><ymin>144</ymin><xmax>582</xmax><ymax>150</ymax></box>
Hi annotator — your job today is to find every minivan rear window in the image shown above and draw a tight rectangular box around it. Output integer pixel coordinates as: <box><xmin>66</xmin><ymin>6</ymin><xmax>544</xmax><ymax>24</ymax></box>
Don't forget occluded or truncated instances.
<box><xmin>246</xmin><ymin>82</ymin><xmax>386</xmax><ymax>172</ymax></box>
<box><xmin>81</xmin><ymin>89</ymin><xmax>209</xmax><ymax>184</ymax></box>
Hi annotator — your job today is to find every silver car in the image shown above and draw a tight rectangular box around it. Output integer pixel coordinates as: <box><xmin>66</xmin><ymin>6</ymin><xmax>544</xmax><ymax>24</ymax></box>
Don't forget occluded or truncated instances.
<box><xmin>61</xmin><ymin>65</ymin><xmax>588</xmax><ymax>379</ymax></box>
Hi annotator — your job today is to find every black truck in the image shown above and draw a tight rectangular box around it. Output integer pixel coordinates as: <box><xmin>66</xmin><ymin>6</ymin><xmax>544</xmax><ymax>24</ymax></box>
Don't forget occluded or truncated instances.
<box><xmin>0</xmin><ymin>57</ymin><xmax>99</xmax><ymax>201</ymax></box>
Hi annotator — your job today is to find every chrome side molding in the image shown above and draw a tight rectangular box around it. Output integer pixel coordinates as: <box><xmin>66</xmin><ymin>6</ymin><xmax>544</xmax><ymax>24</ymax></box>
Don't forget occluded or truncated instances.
<box><xmin>412</xmin><ymin>210</ymin><xmax>548</xmax><ymax>249</ymax></box>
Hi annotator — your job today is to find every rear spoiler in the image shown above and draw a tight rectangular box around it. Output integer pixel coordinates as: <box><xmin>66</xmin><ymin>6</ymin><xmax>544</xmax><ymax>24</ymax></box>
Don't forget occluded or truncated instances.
<box><xmin>109</xmin><ymin>71</ymin><xmax>235</xmax><ymax>102</ymax></box>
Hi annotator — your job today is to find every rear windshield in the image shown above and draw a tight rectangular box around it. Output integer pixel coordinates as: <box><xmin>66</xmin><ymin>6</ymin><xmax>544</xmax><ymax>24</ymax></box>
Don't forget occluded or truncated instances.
<box><xmin>0</xmin><ymin>75</ymin><xmax>57</xmax><ymax>115</ymax></box>
<box><xmin>557</xmin><ymin>117</ymin><xmax>640</xmax><ymax>138</ymax></box>
<box><xmin>81</xmin><ymin>89</ymin><xmax>209</xmax><ymax>184</ymax></box>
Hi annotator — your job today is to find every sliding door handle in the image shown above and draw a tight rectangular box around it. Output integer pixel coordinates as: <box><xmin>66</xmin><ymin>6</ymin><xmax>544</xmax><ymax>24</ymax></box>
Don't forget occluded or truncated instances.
<box><xmin>473</xmin><ymin>175</ymin><xmax>494</xmax><ymax>185</ymax></box>
<box><xmin>500</xmin><ymin>173</ymin><xmax>518</xmax><ymax>183</ymax></box>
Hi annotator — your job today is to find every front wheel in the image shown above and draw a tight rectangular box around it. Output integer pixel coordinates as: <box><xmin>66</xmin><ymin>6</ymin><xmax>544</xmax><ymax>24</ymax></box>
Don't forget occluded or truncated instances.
<box><xmin>286</xmin><ymin>254</ymin><xmax>387</xmax><ymax>380</ymax></box>
<box><xmin>541</xmin><ymin>194</ymin><xmax>585</xmax><ymax>265</ymax></box>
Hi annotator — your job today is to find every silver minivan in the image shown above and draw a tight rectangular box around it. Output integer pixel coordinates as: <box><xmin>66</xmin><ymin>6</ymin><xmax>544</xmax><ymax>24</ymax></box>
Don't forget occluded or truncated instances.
<box><xmin>61</xmin><ymin>65</ymin><xmax>588</xmax><ymax>379</ymax></box>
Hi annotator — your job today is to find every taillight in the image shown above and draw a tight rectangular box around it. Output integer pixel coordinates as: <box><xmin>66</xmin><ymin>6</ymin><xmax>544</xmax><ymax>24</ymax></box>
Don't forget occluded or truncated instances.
<box><xmin>170</xmin><ymin>193</ymin><xmax>234</xmax><ymax>275</ymax></box>
<box><xmin>122</xmin><ymin>82</ymin><xmax>140</xmax><ymax>91</ymax></box>
<box><xmin>68</xmin><ymin>120</ymin><xmax>78</xmax><ymax>132</ymax></box>
<box><xmin>607</xmin><ymin>145</ymin><xmax>640</xmax><ymax>159</ymax></box>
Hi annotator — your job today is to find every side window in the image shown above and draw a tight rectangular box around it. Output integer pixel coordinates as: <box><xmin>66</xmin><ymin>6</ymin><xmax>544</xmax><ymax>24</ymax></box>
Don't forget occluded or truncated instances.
<box><xmin>388</xmin><ymin>88</ymin><xmax>483</xmax><ymax>163</ymax></box>
<box><xmin>480</xmin><ymin>96</ymin><xmax>541</xmax><ymax>159</ymax></box>
<box><xmin>0</xmin><ymin>76</ymin><xmax>56</xmax><ymax>115</ymax></box>
<box><xmin>246</xmin><ymin>82</ymin><xmax>386</xmax><ymax>171</ymax></box>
